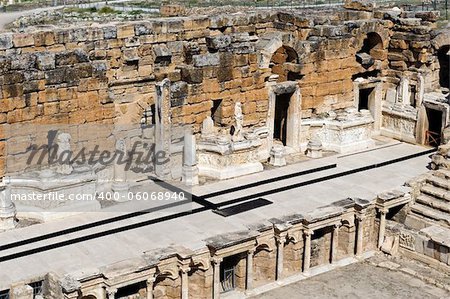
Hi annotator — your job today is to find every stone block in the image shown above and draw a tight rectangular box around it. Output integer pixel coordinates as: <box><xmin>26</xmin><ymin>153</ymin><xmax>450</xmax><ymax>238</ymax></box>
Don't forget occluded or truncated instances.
<box><xmin>135</xmin><ymin>23</ymin><xmax>153</xmax><ymax>36</ymax></box>
<box><xmin>34</xmin><ymin>31</ymin><xmax>55</xmax><ymax>47</ymax></box>
<box><xmin>206</xmin><ymin>35</ymin><xmax>232</xmax><ymax>50</ymax></box>
<box><xmin>0</xmin><ymin>56</ymin><xmax>11</xmax><ymax>75</ymax></box>
<box><xmin>170</xmin><ymin>81</ymin><xmax>188</xmax><ymax>107</ymax></box>
<box><xmin>344</xmin><ymin>0</ymin><xmax>375</xmax><ymax>12</ymax></box>
<box><xmin>11</xmin><ymin>284</ymin><xmax>33</xmax><ymax>299</ymax></box>
<box><xmin>4</xmin><ymin>72</ymin><xmax>24</xmax><ymax>85</ymax></box>
<box><xmin>12</xmin><ymin>33</ymin><xmax>34</xmax><ymax>48</ymax></box>
<box><xmin>192</xmin><ymin>53</ymin><xmax>220</xmax><ymax>67</ymax></box>
<box><xmin>102</xmin><ymin>26</ymin><xmax>117</xmax><ymax>39</ymax></box>
<box><xmin>179</xmin><ymin>66</ymin><xmax>203</xmax><ymax>84</ymax></box>
<box><xmin>153</xmin><ymin>44</ymin><xmax>172</xmax><ymax>60</ymax></box>
<box><xmin>0</xmin><ymin>33</ymin><xmax>13</xmax><ymax>50</ymax></box>
<box><xmin>117</xmin><ymin>25</ymin><xmax>135</xmax><ymax>39</ymax></box>
<box><xmin>36</xmin><ymin>52</ymin><xmax>55</xmax><ymax>71</ymax></box>
<box><xmin>55</xmin><ymin>50</ymin><xmax>89</xmax><ymax>66</ymax></box>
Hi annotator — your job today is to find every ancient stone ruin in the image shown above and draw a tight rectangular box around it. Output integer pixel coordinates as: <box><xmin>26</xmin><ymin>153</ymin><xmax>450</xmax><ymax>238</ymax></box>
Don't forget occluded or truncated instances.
<box><xmin>0</xmin><ymin>0</ymin><xmax>449</xmax><ymax>298</ymax></box>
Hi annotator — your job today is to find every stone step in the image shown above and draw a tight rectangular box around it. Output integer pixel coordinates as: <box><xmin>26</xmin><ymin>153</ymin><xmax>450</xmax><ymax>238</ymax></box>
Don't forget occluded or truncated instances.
<box><xmin>426</xmin><ymin>174</ymin><xmax>450</xmax><ymax>190</ymax></box>
<box><xmin>410</xmin><ymin>204</ymin><xmax>450</xmax><ymax>227</ymax></box>
<box><xmin>435</xmin><ymin>169</ymin><xmax>450</xmax><ymax>180</ymax></box>
<box><xmin>420</xmin><ymin>184</ymin><xmax>450</xmax><ymax>201</ymax></box>
<box><xmin>416</xmin><ymin>194</ymin><xmax>450</xmax><ymax>214</ymax></box>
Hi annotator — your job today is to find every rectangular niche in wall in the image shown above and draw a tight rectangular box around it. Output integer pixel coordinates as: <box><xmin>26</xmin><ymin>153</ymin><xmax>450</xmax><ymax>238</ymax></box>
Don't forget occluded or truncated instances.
<box><xmin>211</xmin><ymin>99</ymin><xmax>223</xmax><ymax>126</ymax></box>
<box><xmin>358</xmin><ymin>87</ymin><xmax>374</xmax><ymax>111</ymax></box>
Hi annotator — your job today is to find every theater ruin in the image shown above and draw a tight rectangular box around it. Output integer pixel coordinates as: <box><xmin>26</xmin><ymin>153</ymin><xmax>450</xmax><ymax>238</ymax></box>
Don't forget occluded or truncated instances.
<box><xmin>0</xmin><ymin>0</ymin><xmax>449</xmax><ymax>298</ymax></box>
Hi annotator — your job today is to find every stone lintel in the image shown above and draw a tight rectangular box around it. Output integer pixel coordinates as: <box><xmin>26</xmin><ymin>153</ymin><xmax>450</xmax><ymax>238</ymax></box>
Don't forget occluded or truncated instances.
<box><xmin>205</xmin><ymin>230</ymin><xmax>259</xmax><ymax>252</ymax></box>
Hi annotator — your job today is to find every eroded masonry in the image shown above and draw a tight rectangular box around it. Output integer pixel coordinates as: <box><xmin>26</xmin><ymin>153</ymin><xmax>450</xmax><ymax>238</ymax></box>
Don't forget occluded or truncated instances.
<box><xmin>0</xmin><ymin>0</ymin><xmax>449</xmax><ymax>298</ymax></box>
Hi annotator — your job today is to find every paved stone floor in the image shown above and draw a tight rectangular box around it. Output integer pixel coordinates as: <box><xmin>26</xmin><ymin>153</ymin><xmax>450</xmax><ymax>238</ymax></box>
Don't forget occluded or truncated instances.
<box><xmin>0</xmin><ymin>142</ymin><xmax>435</xmax><ymax>286</ymax></box>
<box><xmin>256</xmin><ymin>261</ymin><xmax>450</xmax><ymax>299</ymax></box>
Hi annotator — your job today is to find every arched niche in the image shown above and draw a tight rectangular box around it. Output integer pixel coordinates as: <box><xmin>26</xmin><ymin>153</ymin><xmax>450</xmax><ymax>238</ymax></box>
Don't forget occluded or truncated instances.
<box><xmin>270</xmin><ymin>45</ymin><xmax>301</xmax><ymax>82</ymax></box>
<box><xmin>355</xmin><ymin>32</ymin><xmax>385</xmax><ymax>69</ymax></box>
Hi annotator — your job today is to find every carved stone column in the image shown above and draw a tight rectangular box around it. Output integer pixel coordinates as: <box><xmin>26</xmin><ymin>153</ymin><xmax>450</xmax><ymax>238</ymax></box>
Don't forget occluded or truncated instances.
<box><xmin>211</xmin><ymin>257</ymin><xmax>222</xmax><ymax>299</ymax></box>
<box><xmin>303</xmin><ymin>230</ymin><xmax>313</xmax><ymax>272</ymax></box>
<box><xmin>246</xmin><ymin>249</ymin><xmax>255</xmax><ymax>290</ymax></box>
<box><xmin>378</xmin><ymin>208</ymin><xmax>388</xmax><ymax>248</ymax></box>
<box><xmin>355</xmin><ymin>215</ymin><xmax>365</xmax><ymax>256</ymax></box>
<box><xmin>146</xmin><ymin>276</ymin><xmax>155</xmax><ymax>299</ymax></box>
<box><xmin>107</xmin><ymin>288</ymin><xmax>117</xmax><ymax>299</ymax></box>
<box><xmin>181</xmin><ymin>129</ymin><xmax>199</xmax><ymax>186</ymax></box>
<box><xmin>111</xmin><ymin>138</ymin><xmax>129</xmax><ymax>201</ymax></box>
<box><xmin>155</xmin><ymin>78</ymin><xmax>172</xmax><ymax>180</ymax></box>
<box><xmin>275</xmin><ymin>235</ymin><xmax>285</xmax><ymax>280</ymax></box>
<box><xmin>180</xmin><ymin>265</ymin><xmax>190</xmax><ymax>299</ymax></box>
<box><xmin>331</xmin><ymin>224</ymin><xmax>339</xmax><ymax>264</ymax></box>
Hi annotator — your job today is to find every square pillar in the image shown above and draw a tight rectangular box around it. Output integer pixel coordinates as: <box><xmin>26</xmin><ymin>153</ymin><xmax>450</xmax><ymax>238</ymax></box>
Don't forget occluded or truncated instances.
<box><xmin>246</xmin><ymin>249</ymin><xmax>255</xmax><ymax>290</ymax></box>
<box><xmin>146</xmin><ymin>276</ymin><xmax>155</xmax><ymax>299</ymax></box>
<box><xmin>275</xmin><ymin>234</ymin><xmax>286</xmax><ymax>280</ymax></box>
<box><xmin>331</xmin><ymin>224</ymin><xmax>340</xmax><ymax>264</ymax></box>
<box><xmin>107</xmin><ymin>288</ymin><xmax>117</xmax><ymax>299</ymax></box>
<box><xmin>378</xmin><ymin>208</ymin><xmax>388</xmax><ymax>249</ymax></box>
<box><xmin>211</xmin><ymin>257</ymin><xmax>222</xmax><ymax>299</ymax></box>
<box><xmin>179</xmin><ymin>265</ymin><xmax>190</xmax><ymax>299</ymax></box>
<box><xmin>303</xmin><ymin>229</ymin><xmax>313</xmax><ymax>272</ymax></box>
<box><xmin>355</xmin><ymin>215</ymin><xmax>365</xmax><ymax>256</ymax></box>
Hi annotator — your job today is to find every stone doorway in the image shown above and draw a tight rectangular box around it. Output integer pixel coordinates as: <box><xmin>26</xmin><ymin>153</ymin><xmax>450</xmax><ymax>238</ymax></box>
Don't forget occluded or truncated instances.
<box><xmin>274</xmin><ymin>92</ymin><xmax>292</xmax><ymax>146</ymax></box>
<box><xmin>353</xmin><ymin>80</ymin><xmax>382</xmax><ymax>133</ymax></box>
<box><xmin>267</xmin><ymin>82</ymin><xmax>301</xmax><ymax>152</ymax></box>
<box><xmin>425</xmin><ymin>107</ymin><xmax>444</xmax><ymax>146</ymax></box>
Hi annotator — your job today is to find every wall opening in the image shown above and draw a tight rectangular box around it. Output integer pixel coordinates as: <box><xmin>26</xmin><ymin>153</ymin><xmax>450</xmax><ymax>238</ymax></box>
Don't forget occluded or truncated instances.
<box><xmin>359</xmin><ymin>32</ymin><xmax>383</xmax><ymax>55</ymax></box>
<box><xmin>29</xmin><ymin>281</ymin><xmax>44</xmax><ymax>298</ymax></box>
<box><xmin>358</xmin><ymin>88</ymin><xmax>373</xmax><ymax>111</ymax></box>
<box><xmin>356</xmin><ymin>32</ymin><xmax>383</xmax><ymax>70</ymax></box>
<box><xmin>220</xmin><ymin>255</ymin><xmax>239</xmax><ymax>293</ymax></box>
<box><xmin>409</xmin><ymin>85</ymin><xmax>417</xmax><ymax>108</ymax></box>
<box><xmin>211</xmin><ymin>99</ymin><xmax>223</xmax><ymax>126</ymax></box>
<box><xmin>274</xmin><ymin>92</ymin><xmax>292</xmax><ymax>146</ymax></box>
<box><xmin>426</xmin><ymin>107</ymin><xmax>443</xmax><ymax>146</ymax></box>
<box><xmin>438</xmin><ymin>45</ymin><xmax>450</xmax><ymax>89</ymax></box>
<box><xmin>0</xmin><ymin>290</ymin><xmax>9</xmax><ymax>299</ymax></box>
<box><xmin>270</xmin><ymin>46</ymin><xmax>299</xmax><ymax>82</ymax></box>
<box><xmin>116</xmin><ymin>281</ymin><xmax>146</xmax><ymax>298</ymax></box>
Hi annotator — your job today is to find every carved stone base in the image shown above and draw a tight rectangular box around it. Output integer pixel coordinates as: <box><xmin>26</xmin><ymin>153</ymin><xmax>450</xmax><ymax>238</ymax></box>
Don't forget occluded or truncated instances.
<box><xmin>111</xmin><ymin>181</ymin><xmax>130</xmax><ymax>202</ymax></box>
<box><xmin>306</xmin><ymin>139</ymin><xmax>323</xmax><ymax>159</ymax></box>
<box><xmin>269</xmin><ymin>145</ymin><xmax>286</xmax><ymax>167</ymax></box>
<box><xmin>0</xmin><ymin>187</ymin><xmax>17</xmax><ymax>231</ymax></box>
<box><xmin>182</xmin><ymin>165</ymin><xmax>199</xmax><ymax>186</ymax></box>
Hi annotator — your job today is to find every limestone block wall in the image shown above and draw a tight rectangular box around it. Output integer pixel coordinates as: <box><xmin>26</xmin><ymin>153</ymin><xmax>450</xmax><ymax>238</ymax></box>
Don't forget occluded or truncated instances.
<box><xmin>0</xmin><ymin>8</ymin><xmax>443</xmax><ymax>177</ymax></box>
<box><xmin>253</xmin><ymin>247</ymin><xmax>276</xmax><ymax>287</ymax></box>
<box><xmin>188</xmin><ymin>268</ymin><xmax>212</xmax><ymax>299</ymax></box>
<box><xmin>283</xmin><ymin>239</ymin><xmax>304</xmax><ymax>276</ymax></box>
<box><xmin>154</xmin><ymin>276</ymin><xmax>181</xmax><ymax>299</ymax></box>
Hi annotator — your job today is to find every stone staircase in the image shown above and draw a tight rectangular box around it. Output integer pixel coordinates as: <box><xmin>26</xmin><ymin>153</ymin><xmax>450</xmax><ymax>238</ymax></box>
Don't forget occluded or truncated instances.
<box><xmin>407</xmin><ymin>169</ymin><xmax>450</xmax><ymax>229</ymax></box>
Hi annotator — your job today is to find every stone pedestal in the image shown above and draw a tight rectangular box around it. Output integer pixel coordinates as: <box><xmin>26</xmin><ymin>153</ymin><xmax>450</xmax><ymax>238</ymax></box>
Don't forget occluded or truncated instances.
<box><xmin>0</xmin><ymin>185</ymin><xmax>17</xmax><ymax>231</ymax></box>
<box><xmin>182</xmin><ymin>165</ymin><xmax>199</xmax><ymax>186</ymax></box>
<box><xmin>182</xmin><ymin>130</ymin><xmax>199</xmax><ymax>186</ymax></box>
<box><xmin>305</xmin><ymin>138</ymin><xmax>323</xmax><ymax>159</ymax></box>
<box><xmin>111</xmin><ymin>181</ymin><xmax>130</xmax><ymax>202</ymax></box>
<box><xmin>269</xmin><ymin>145</ymin><xmax>286</xmax><ymax>167</ymax></box>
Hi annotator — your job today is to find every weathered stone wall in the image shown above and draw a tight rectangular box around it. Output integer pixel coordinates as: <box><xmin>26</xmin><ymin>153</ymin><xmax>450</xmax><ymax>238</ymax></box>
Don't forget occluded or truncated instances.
<box><xmin>283</xmin><ymin>239</ymin><xmax>304</xmax><ymax>275</ymax></box>
<box><xmin>1</xmin><ymin>6</ymin><xmax>442</xmax><ymax>177</ymax></box>
<box><xmin>253</xmin><ymin>247</ymin><xmax>276</xmax><ymax>287</ymax></box>
<box><xmin>154</xmin><ymin>276</ymin><xmax>181</xmax><ymax>299</ymax></box>
<box><xmin>188</xmin><ymin>268</ymin><xmax>212</xmax><ymax>299</ymax></box>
